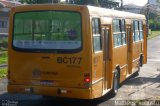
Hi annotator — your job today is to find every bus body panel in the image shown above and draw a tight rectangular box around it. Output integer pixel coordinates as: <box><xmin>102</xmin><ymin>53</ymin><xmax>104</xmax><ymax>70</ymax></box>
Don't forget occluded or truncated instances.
<box><xmin>8</xmin><ymin>85</ymin><xmax>91</xmax><ymax>99</ymax></box>
<box><xmin>143</xmin><ymin>24</ymin><xmax>147</xmax><ymax>64</ymax></box>
<box><xmin>8</xmin><ymin>52</ymin><xmax>90</xmax><ymax>87</ymax></box>
<box><xmin>8</xmin><ymin>5</ymin><xmax>92</xmax><ymax>98</ymax></box>
<box><xmin>132</xmin><ymin>41</ymin><xmax>143</xmax><ymax>73</ymax></box>
<box><xmin>126</xmin><ymin>25</ymin><xmax>133</xmax><ymax>75</ymax></box>
<box><xmin>112</xmin><ymin>45</ymin><xmax>128</xmax><ymax>83</ymax></box>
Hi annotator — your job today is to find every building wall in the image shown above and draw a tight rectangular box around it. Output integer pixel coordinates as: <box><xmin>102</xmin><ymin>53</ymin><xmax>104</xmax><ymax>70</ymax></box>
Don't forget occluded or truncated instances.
<box><xmin>0</xmin><ymin>9</ymin><xmax>9</xmax><ymax>35</ymax></box>
<box><xmin>0</xmin><ymin>0</ymin><xmax>21</xmax><ymax>36</ymax></box>
<box><xmin>0</xmin><ymin>17</ymin><xmax>9</xmax><ymax>34</ymax></box>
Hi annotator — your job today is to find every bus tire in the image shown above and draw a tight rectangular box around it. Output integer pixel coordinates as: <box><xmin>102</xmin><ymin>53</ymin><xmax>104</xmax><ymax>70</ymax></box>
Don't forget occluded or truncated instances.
<box><xmin>134</xmin><ymin>61</ymin><xmax>140</xmax><ymax>76</ymax></box>
<box><xmin>137</xmin><ymin>55</ymin><xmax>142</xmax><ymax>73</ymax></box>
<box><xmin>140</xmin><ymin>54</ymin><xmax>143</xmax><ymax>67</ymax></box>
<box><xmin>134</xmin><ymin>70</ymin><xmax>139</xmax><ymax>76</ymax></box>
<box><xmin>137</xmin><ymin>61</ymin><xmax>140</xmax><ymax>72</ymax></box>
<box><xmin>111</xmin><ymin>69</ymin><xmax>119</xmax><ymax>96</ymax></box>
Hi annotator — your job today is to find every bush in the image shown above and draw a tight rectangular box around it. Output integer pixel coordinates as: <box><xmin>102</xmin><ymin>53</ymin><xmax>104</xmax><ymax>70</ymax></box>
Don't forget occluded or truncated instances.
<box><xmin>149</xmin><ymin>19</ymin><xmax>160</xmax><ymax>30</ymax></box>
<box><xmin>0</xmin><ymin>38</ymin><xmax>8</xmax><ymax>49</ymax></box>
<box><xmin>0</xmin><ymin>67</ymin><xmax>7</xmax><ymax>79</ymax></box>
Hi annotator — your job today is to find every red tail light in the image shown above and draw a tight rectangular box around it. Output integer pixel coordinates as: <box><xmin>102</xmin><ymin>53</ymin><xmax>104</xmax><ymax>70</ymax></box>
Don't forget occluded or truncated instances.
<box><xmin>84</xmin><ymin>73</ymin><xmax>90</xmax><ymax>84</ymax></box>
<box><xmin>84</xmin><ymin>73</ymin><xmax>91</xmax><ymax>88</ymax></box>
<box><xmin>84</xmin><ymin>77</ymin><xmax>90</xmax><ymax>83</ymax></box>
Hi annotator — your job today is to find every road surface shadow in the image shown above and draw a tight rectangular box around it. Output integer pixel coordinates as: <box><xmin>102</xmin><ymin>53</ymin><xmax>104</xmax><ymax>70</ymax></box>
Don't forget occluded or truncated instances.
<box><xmin>0</xmin><ymin>92</ymin><xmax>114</xmax><ymax>106</ymax></box>
<box><xmin>124</xmin><ymin>74</ymin><xmax>160</xmax><ymax>86</ymax></box>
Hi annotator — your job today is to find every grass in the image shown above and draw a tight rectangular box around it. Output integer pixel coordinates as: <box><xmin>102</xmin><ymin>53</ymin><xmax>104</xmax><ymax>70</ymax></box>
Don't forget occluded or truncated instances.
<box><xmin>0</xmin><ymin>51</ymin><xmax>8</xmax><ymax>64</ymax></box>
<box><xmin>0</xmin><ymin>37</ymin><xmax>8</xmax><ymax>44</ymax></box>
<box><xmin>0</xmin><ymin>37</ymin><xmax>8</xmax><ymax>48</ymax></box>
<box><xmin>147</xmin><ymin>30</ymin><xmax>160</xmax><ymax>39</ymax></box>
<box><xmin>0</xmin><ymin>37</ymin><xmax>8</xmax><ymax>64</ymax></box>
<box><xmin>0</xmin><ymin>67</ymin><xmax>7</xmax><ymax>79</ymax></box>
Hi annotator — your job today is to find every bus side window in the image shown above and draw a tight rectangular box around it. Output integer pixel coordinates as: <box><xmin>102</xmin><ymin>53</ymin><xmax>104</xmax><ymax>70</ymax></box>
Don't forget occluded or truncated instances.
<box><xmin>133</xmin><ymin>20</ymin><xmax>140</xmax><ymax>42</ymax></box>
<box><xmin>132</xmin><ymin>21</ymin><xmax>135</xmax><ymax>42</ymax></box>
<box><xmin>92</xmin><ymin>18</ymin><xmax>102</xmax><ymax>52</ymax></box>
<box><xmin>121</xmin><ymin>19</ymin><xmax>126</xmax><ymax>45</ymax></box>
<box><xmin>113</xmin><ymin>19</ymin><xmax>126</xmax><ymax>47</ymax></box>
<box><xmin>139</xmin><ymin>21</ymin><xmax>143</xmax><ymax>40</ymax></box>
<box><xmin>113</xmin><ymin>19</ymin><xmax>121</xmax><ymax>47</ymax></box>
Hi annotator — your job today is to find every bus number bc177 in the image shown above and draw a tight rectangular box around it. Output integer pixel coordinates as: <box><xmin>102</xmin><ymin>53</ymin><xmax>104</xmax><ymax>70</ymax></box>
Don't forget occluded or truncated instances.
<box><xmin>57</xmin><ymin>57</ymin><xmax>82</xmax><ymax>64</ymax></box>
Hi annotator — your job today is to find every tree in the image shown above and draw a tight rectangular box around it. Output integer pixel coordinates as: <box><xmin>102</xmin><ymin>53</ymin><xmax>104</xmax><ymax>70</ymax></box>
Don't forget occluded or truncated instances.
<box><xmin>18</xmin><ymin>0</ymin><xmax>60</xmax><ymax>4</ymax></box>
<box><xmin>90</xmin><ymin>0</ymin><xmax>99</xmax><ymax>6</ymax></box>
<box><xmin>18</xmin><ymin>0</ymin><xmax>120</xmax><ymax>9</ymax></box>
<box><xmin>99</xmin><ymin>0</ymin><xmax>120</xmax><ymax>9</ymax></box>
<box><xmin>73</xmin><ymin>0</ymin><xmax>120</xmax><ymax>9</ymax></box>
<box><xmin>18</xmin><ymin>0</ymin><xmax>36</xmax><ymax>4</ymax></box>
<box><xmin>73</xmin><ymin>0</ymin><xmax>99</xmax><ymax>6</ymax></box>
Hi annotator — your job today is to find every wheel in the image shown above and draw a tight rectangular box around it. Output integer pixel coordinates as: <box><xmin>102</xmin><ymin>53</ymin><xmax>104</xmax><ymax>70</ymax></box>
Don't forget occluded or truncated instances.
<box><xmin>134</xmin><ymin>71</ymin><xmax>139</xmax><ymax>76</ymax></box>
<box><xmin>111</xmin><ymin>70</ymin><xmax>119</xmax><ymax>96</ymax></box>
<box><xmin>137</xmin><ymin>61</ymin><xmax>140</xmax><ymax>72</ymax></box>
<box><xmin>134</xmin><ymin>61</ymin><xmax>140</xmax><ymax>76</ymax></box>
<box><xmin>140</xmin><ymin>54</ymin><xmax>144</xmax><ymax>67</ymax></box>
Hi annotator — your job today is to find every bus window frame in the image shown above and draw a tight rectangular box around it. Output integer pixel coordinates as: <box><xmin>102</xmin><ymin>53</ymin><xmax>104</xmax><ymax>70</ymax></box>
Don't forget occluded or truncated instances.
<box><xmin>113</xmin><ymin>18</ymin><xmax>126</xmax><ymax>48</ymax></box>
<box><xmin>92</xmin><ymin>17</ymin><xmax>102</xmax><ymax>53</ymax></box>
<box><xmin>139</xmin><ymin>21</ymin><xmax>144</xmax><ymax>41</ymax></box>
<box><xmin>133</xmin><ymin>20</ymin><xmax>144</xmax><ymax>43</ymax></box>
<box><xmin>12</xmin><ymin>10</ymin><xmax>83</xmax><ymax>54</ymax></box>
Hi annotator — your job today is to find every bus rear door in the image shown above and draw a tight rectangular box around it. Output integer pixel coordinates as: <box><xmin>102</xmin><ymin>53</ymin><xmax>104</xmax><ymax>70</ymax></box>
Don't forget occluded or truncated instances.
<box><xmin>102</xmin><ymin>26</ymin><xmax>110</xmax><ymax>91</ymax></box>
<box><xmin>126</xmin><ymin>25</ymin><xmax>133</xmax><ymax>74</ymax></box>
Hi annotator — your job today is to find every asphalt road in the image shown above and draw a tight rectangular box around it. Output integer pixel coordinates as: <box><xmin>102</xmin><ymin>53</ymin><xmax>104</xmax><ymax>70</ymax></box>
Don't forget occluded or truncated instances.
<box><xmin>0</xmin><ymin>36</ymin><xmax>160</xmax><ymax>106</ymax></box>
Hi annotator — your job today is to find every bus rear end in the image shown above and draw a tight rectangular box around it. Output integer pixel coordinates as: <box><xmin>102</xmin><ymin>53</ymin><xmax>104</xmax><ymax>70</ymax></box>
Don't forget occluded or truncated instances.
<box><xmin>8</xmin><ymin>5</ymin><xmax>92</xmax><ymax>99</ymax></box>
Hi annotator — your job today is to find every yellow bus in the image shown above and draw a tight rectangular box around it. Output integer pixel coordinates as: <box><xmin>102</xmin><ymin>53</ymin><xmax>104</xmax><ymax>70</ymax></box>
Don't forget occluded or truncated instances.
<box><xmin>8</xmin><ymin>4</ymin><xmax>147</xmax><ymax>99</ymax></box>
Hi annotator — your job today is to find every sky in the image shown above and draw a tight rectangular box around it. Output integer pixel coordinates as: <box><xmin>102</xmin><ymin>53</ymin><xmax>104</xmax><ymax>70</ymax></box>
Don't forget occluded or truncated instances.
<box><xmin>123</xmin><ymin>0</ymin><xmax>148</xmax><ymax>6</ymax></box>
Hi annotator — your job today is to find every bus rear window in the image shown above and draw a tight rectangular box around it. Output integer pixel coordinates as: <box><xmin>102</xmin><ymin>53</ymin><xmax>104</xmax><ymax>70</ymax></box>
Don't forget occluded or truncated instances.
<box><xmin>13</xmin><ymin>11</ymin><xmax>82</xmax><ymax>52</ymax></box>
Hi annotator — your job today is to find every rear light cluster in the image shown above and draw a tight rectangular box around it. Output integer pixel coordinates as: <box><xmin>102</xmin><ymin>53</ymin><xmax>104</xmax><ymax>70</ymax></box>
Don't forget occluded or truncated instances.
<box><xmin>84</xmin><ymin>73</ymin><xmax>91</xmax><ymax>88</ymax></box>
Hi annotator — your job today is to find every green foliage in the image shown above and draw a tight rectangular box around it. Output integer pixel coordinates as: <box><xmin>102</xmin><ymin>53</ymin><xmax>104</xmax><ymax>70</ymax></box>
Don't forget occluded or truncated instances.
<box><xmin>0</xmin><ymin>68</ymin><xmax>7</xmax><ymax>79</ymax></box>
<box><xmin>90</xmin><ymin>0</ymin><xmax>100</xmax><ymax>6</ymax></box>
<box><xmin>149</xmin><ymin>12</ymin><xmax>157</xmax><ymax>20</ymax></box>
<box><xmin>0</xmin><ymin>38</ymin><xmax>8</xmax><ymax>44</ymax></box>
<box><xmin>0</xmin><ymin>38</ymin><xmax>8</xmax><ymax>64</ymax></box>
<box><xmin>19</xmin><ymin>0</ymin><xmax>100</xmax><ymax>5</ymax></box>
<box><xmin>18</xmin><ymin>0</ymin><xmax>120</xmax><ymax>8</ymax></box>
<box><xmin>148</xmin><ymin>31</ymin><xmax>160</xmax><ymax>39</ymax></box>
<box><xmin>18</xmin><ymin>0</ymin><xmax>60</xmax><ymax>4</ymax></box>
<box><xmin>18</xmin><ymin>0</ymin><xmax>36</xmax><ymax>4</ymax></box>
<box><xmin>38</xmin><ymin>0</ymin><xmax>60</xmax><ymax>3</ymax></box>
<box><xmin>0</xmin><ymin>52</ymin><xmax>8</xmax><ymax>64</ymax></box>
<box><xmin>73</xmin><ymin>0</ymin><xmax>99</xmax><ymax>6</ymax></box>
<box><xmin>149</xmin><ymin>19</ymin><xmax>160</xmax><ymax>30</ymax></box>
<box><xmin>0</xmin><ymin>38</ymin><xmax>8</xmax><ymax>51</ymax></box>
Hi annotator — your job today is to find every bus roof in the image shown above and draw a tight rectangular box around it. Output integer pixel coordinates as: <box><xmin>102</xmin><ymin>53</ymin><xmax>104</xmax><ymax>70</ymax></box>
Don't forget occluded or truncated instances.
<box><xmin>87</xmin><ymin>5</ymin><xmax>145</xmax><ymax>20</ymax></box>
<box><xmin>11</xmin><ymin>4</ymin><xmax>146</xmax><ymax>20</ymax></box>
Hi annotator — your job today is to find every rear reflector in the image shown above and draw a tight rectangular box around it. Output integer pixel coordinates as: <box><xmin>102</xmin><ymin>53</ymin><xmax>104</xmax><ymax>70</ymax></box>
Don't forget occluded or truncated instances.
<box><xmin>57</xmin><ymin>89</ymin><xmax>72</xmax><ymax>94</ymax></box>
<box><xmin>25</xmin><ymin>88</ymin><xmax>31</xmax><ymax>92</ymax></box>
<box><xmin>61</xmin><ymin>89</ymin><xmax>67</xmax><ymax>94</ymax></box>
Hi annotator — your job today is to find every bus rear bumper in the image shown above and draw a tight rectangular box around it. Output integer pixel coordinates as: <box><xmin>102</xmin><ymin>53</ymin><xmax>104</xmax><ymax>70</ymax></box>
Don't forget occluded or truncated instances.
<box><xmin>7</xmin><ymin>85</ymin><xmax>92</xmax><ymax>99</ymax></box>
